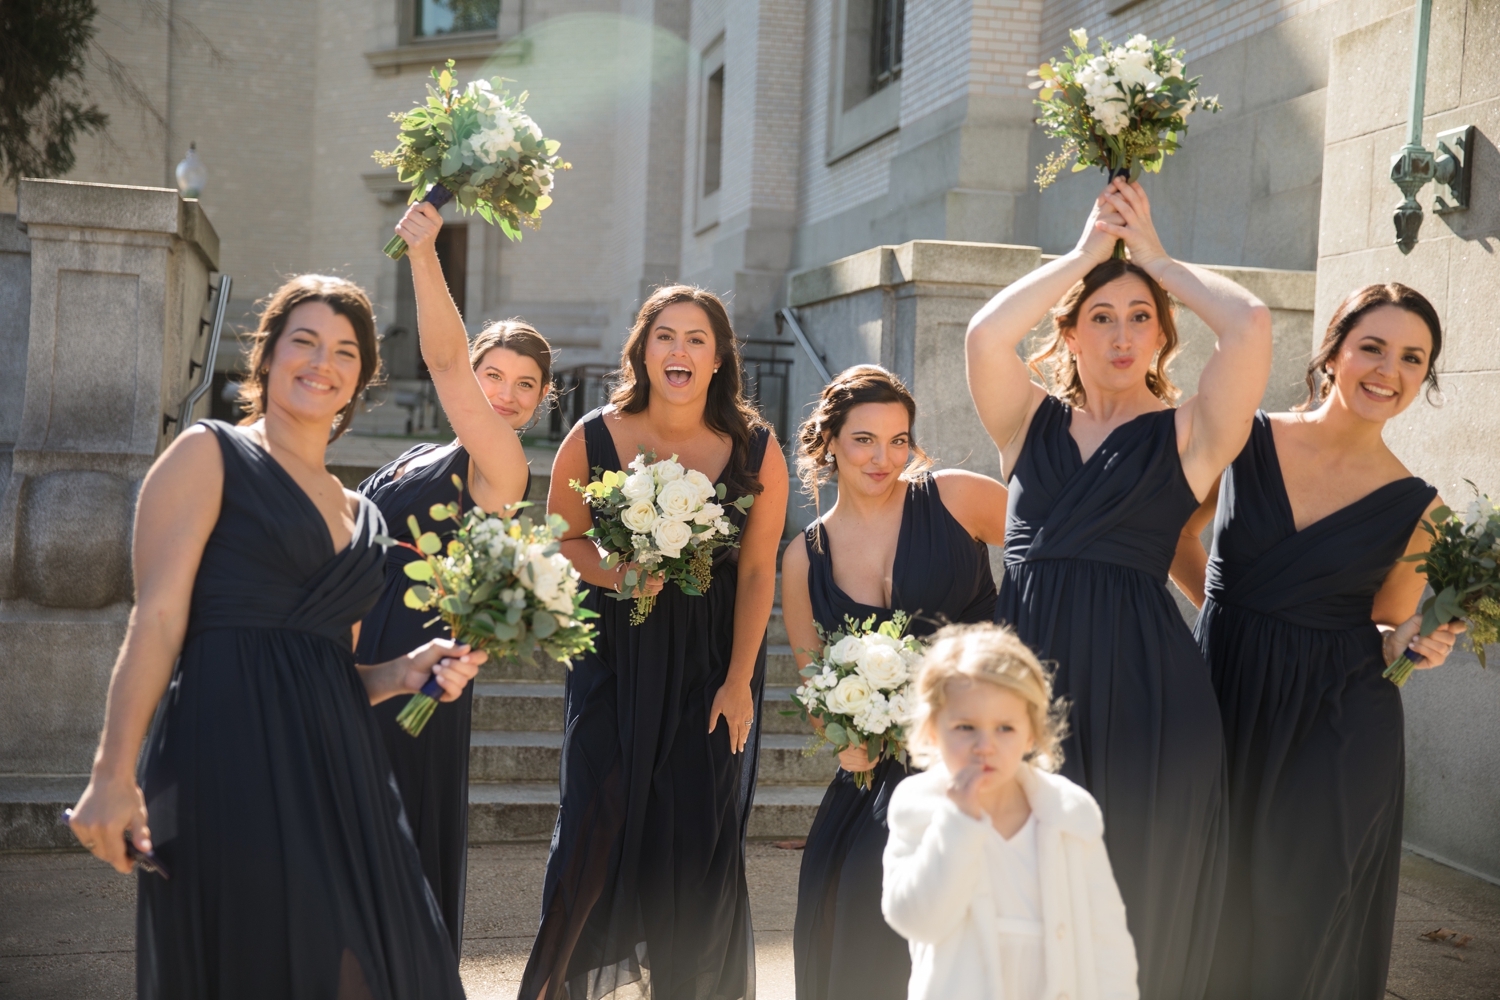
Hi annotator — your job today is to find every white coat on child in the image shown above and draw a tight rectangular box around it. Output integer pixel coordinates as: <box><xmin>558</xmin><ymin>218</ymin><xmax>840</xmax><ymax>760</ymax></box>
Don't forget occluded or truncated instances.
<box><xmin>882</xmin><ymin>761</ymin><xmax>1139</xmax><ymax>1000</ymax></box>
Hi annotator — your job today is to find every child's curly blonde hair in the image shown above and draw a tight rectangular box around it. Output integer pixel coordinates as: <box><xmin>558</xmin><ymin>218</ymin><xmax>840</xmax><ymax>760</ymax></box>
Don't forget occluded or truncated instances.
<box><xmin>907</xmin><ymin>623</ymin><xmax>1069</xmax><ymax>773</ymax></box>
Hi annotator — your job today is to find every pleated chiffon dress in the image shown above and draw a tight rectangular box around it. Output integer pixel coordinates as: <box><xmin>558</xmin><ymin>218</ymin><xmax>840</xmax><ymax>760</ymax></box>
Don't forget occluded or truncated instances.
<box><xmin>136</xmin><ymin>421</ymin><xmax>464</xmax><ymax>1000</ymax></box>
<box><xmin>793</xmin><ymin>474</ymin><xmax>996</xmax><ymax>1000</ymax></box>
<box><xmin>1197</xmin><ymin>414</ymin><xmax>1435</xmax><ymax>1000</ymax></box>
<box><xmin>356</xmin><ymin>441</ymin><xmax>532</xmax><ymax>957</ymax></box>
<box><xmin>519</xmin><ymin>408</ymin><xmax>770</xmax><ymax>1000</ymax></box>
<box><xmin>993</xmin><ymin>395</ymin><xmax>1226</xmax><ymax>1000</ymax></box>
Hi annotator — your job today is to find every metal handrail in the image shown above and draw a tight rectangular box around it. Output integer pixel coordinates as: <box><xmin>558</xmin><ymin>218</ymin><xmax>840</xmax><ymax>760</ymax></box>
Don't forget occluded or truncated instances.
<box><xmin>777</xmin><ymin>307</ymin><xmax>830</xmax><ymax>383</ymax></box>
<box><xmin>175</xmin><ymin>273</ymin><xmax>232</xmax><ymax>434</ymax></box>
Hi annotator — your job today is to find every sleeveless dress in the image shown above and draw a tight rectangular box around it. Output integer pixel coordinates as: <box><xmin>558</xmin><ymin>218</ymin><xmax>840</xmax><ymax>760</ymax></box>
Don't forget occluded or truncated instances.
<box><xmin>994</xmin><ymin>395</ymin><xmax>1226</xmax><ymax>1000</ymax></box>
<box><xmin>519</xmin><ymin>408</ymin><xmax>771</xmax><ymax>1000</ymax></box>
<box><xmin>136</xmin><ymin>421</ymin><xmax>463</xmax><ymax>1000</ymax></box>
<box><xmin>356</xmin><ymin>441</ymin><xmax>532</xmax><ymax>957</ymax></box>
<box><xmin>793</xmin><ymin>475</ymin><xmax>996</xmax><ymax>1000</ymax></box>
<box><xmin>1197</xmin><ymin>414</ymin><xmax>1435</xmax><ymax>1000</ymax></box>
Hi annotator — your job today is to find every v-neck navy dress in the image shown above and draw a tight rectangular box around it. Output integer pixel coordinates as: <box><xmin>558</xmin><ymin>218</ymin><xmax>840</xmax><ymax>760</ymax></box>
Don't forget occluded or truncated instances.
<box><xmin>520</xmin><ymin>408</ymin><xmax>770</xmax><ymax>1000</ymax></box>
<box><xmin>356</xmin><ymin>441</ymin><xmax>532</xmax><ymax>957</ymax></box>
<box><xmin>792</xmin><ymin>474</ymin><xmax>996</xmax><ymax>1000</ymax></box>
<box><xmin>1197</xmin><ymin>414</ymin><xmax>1434</xmax><ymax>1000</ymax></box>
<box><xmin>994</xmin><ymin>395</ymin><xmax>1226</xmax><ymax>1000</ymax></box>
<box><xmin>136</xmin><ymin>421</ymin><xmax>463</xmax><ymax>999</ymax></box>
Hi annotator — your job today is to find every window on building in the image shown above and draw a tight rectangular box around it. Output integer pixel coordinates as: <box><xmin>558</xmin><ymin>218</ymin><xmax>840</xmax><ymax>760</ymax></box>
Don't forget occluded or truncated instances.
<box><xmin>828</xmin><ymin>0</ymin><xmax>904</xmax><ymax>163</ymax></box>
<box><xmin>702</xmin><ymin>67</ymin><xmax>725</xmax><ymax>197</ymax></box>
<box><xmin>413</xmin><ymin>0</ymin><xmax>499</xmax><ymax>38</ymax></box>
<box><xmin>871</xmin><ymin>0</ymin><xmax>904</xmax><ymax>90</ymax></box>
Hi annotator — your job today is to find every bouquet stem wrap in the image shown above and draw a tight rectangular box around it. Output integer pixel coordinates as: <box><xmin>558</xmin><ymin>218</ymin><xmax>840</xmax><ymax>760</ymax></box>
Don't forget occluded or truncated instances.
<box><xmin>396</xmin><ymin>674</ymin><xmax>446</xmax><ymax>736</ymax></box>
<box><xmin>383</xmin><ymin>183</ymin><xmax>455</xmax><ymax>260</ymax></box>
<box><xmin>1108</xmin><ymin>166</ymin><xmax>1130</xmax><ymax>259</ymax></box>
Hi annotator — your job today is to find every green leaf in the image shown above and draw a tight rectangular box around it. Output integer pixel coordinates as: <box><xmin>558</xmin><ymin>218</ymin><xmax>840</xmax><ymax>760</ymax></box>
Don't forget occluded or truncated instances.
<box><xmin>544</xmin><ymin>139</ymin><xmax>561</xmax><ymax>155</ymax></box>
<box><xmin>716</xmin><ymin>483</ymin><xmax>727</xmax><ymax>500</ymax></box>
<box><xmin>492</xmin><ymin>621</ymin><xmax>519</xmax><ymax>641</ymax></box>
<box><xmin>417</xmin><ymin>532</ymin><xmax>442</xmax><ymax>555</ymax></box>
<box><xmin>825</xmin><ymin>722</ymin><xmax>848</xmax><ymax>746</ymax></box>
<box><xmin>532</xmin><ymin>610</ymin><xmax>558</xmax><ymax>638</ymax></box>
<box><xmin>407</xmin><ymin>515</ymin><xmax>422</xmax><ymax>538</ymax></box>
<box><xmin>403</xmin><ymin>560</ymin><xmax>435</xmax><ymax>581</ymax></box>
<box><xmin>429</xmin><ymin>503</ymin><xmax>450</xmax><ymax>521</ymax></box>
<box><xmin>403</xmin><ymin>587</ymin><xmax>427</xmax><ymax>609</ymax></box>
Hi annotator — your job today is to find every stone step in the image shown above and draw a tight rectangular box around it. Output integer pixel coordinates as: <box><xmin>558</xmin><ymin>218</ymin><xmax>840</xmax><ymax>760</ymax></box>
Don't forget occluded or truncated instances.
<box><xmin>762</xmin><ymin>685</ymin><xmax>814</xmax><ymax>735</ymax></box>
<box><xmin>479</xmin><ymin>651</ymin><xmax>570</xmax><ymax>683</ymax></box>
<box><xmin>466</xmin><ymin>781</ymin><xmax>827</xmax><ymax>842</ymax></box>
<box><xmin>469</xmin><ymin>731</ymin><xmax>837</xmax><ymax>785</ymax></box>
<box><xmin>0</xmin><ymin>775</ymin><xmax>87</xmax><ymax>851</ymax></box>
<box><xmin>766</xmin><ymin>644</ymin><xmax>801</xmax><ymax>686</ymax></box>
<box><xmin>472</xmin><ymin>682</ymin><xmax>564</xmax><ymax>732</ymax></box>
<box><xmin>767</xmin><ymin>607</ymin><xmax>788</xmax><ymax>646</ymax></box>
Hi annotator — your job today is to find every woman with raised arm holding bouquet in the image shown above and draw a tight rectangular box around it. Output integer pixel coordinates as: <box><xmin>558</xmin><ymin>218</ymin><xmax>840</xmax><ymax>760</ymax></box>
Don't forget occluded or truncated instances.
<box><xmin>65</xmin><ymin>275</ymin><xmax>485</xmax><ymax>998</ymax></box>
<box><xmin>966</xmin><ymin>177</ymin><xmax>1272</xmax><ymax>999</ymax></box>
<box><xmin>521</xmin><ymin>286</ymin><xmax>789</xmax><ymax>1000</ymax></box>
<box><xmin>354</xmin><ymin>200</ymin><xmax>555</xmax><ymax>958</ymax></box>
<box><xmin>1169</xmin><ymin>284</ymin><xmax>1466</xmax><ymax>999</ymax></box>
<box><xmin>781</xmin><ymin>365</ymin><xmax>1006</xmax><ymax>1000</ymax></box>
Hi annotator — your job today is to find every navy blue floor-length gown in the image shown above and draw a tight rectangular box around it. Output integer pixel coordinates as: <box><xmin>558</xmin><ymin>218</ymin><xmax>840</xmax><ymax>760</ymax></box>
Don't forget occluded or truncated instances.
<box><xmin>1197</xmin><ymin>414</ymin><xmax>1435</xmax><ymax>1000</ymax></box>
<box><xmin>993</xmin><ymin>395</ymin><xmax>1226</xmax><ymax>1000</ymax></box>
<box><xmin>356</xmin><ymin>441</ymin><xmax>531</xmax><ymax>956</ymax></box>
<box><xmin>137</xmin><ymin>421</ymin><xmax>463</xmax><ymax>1000</ymax></box>
<box><xmin>792</xmin><ymin>474</ymin><xmax>996</xmax><ymax>1000</ymax></box>
<box><xmin>519</xmin><ymin>408</ymin><xmax>770</xmax><ymax>1000</ymax></box>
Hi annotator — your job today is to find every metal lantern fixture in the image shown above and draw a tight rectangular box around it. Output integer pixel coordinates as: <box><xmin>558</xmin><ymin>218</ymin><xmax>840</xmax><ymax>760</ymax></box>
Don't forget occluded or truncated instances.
<box><xmin>176</xmin><ymin>142</ymin><xmax>208</xmax><ymax>199</ymax></box>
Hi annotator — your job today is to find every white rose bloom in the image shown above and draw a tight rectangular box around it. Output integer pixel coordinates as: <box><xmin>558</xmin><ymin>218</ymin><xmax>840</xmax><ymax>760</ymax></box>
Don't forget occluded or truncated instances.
<box><xmin>693</xmin><ymin>502</ymin><xmax>724</xmax><ymax>526</ymax></box>
<box><xmin>521</xmin><ymin>549</ymin><xmax>562</xmax><ymax>605</ymax></box>
<box><xmin>653</xmin><ymin>517</ymin><xmax>694</xmax><ymax>558</ymax></box>
<box><xmin>825</xmin><ymin>674</ymin><xmax>875</xmax><ymax>716</ymax></box>
<box><xmin>1112</xmin><ymin>48</ymin><xmax>1161</xmax><ymax>94</ymax></box>
<box><xmin>621</xmin><ymin>472</ymin><xmax>656</xmax><ymax>501</ymax></box>
<box><xmin>828</xmin><ymin>635</ymin><xmax>867</xmax><ymax>666</ymax></box>
<box><xmin>656</xmin><ymin>480</ymin><xmax>699</xmax><ymax>521</ymax></box>
<box><xmin>886</xmin><ymin>689</ymin><xmax>913</xmax><ymax>723</ymax></box>
<box><xmin>620</xmin><ymin>500</ymin><xmax>659</xmax><ymax>534</ymax></box>
<box><xmin>863</xmin><ymin>632</ymin><xmax>904</xmax><ymax>652</ymax></box>
<box><xmin>684</xmin><ymin>469</ymin><xmax>716</xmax><ymax>502</ymax></box>
<box><xmin>855</xmin><ymin>643</ymin><xmax>908</xmax><ymax>690</ymax></box>
<box><xmin>653</xmin><ymin>458</ymin><xmax>686</xmax><ymax>484</ymax></box>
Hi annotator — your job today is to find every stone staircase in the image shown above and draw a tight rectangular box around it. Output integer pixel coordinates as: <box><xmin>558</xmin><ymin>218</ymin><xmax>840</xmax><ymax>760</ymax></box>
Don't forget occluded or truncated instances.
<box><xmin>466</xmin><ymin>574</ymin><xmax>833</xmax><ymax>843</ymax></box>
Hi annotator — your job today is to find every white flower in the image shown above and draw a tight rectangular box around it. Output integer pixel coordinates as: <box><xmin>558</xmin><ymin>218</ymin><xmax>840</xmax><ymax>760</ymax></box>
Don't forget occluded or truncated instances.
<box><xmin>853</xmin><ymin>692</ymin><xmax>892</xmax><ymax>734</ymax></box>
<box><xmin>855</xmin><ymin>642</ymin><xmax>908</xmax><ymax>689</ymax></box>
<box><xmin>1069</xmin><ymin>27</ymin><xmax>1089</xmax><ymax>49</ymax></box>
<box><xmin>828</xmin><ymin>635</ymin><xmax>867</xmax><ymax>666</ymax></box>
<box><xmin>534</xmin><ymin>166</ymin><xmax>554</xmax><ymax>196</ymax></box>
<box><xmin>815</xmin><ymin>667</ymin><xmax>838</xmax><ymax>689</ymax></box>
<box><xmin>684</xmin><ymin>469</ymin><xmax>716</xmax><ymax>502</ymax></box>
<box><xmin>1112</xmin><ymin>46</ymin><xmax>1162</xmax><ymax>95</ymax></box>
<box><xmin>656</xmin><ymin>479</ymin><xmax>700</xmax><ymax>521</ymax></box>
<box><xmin>693</xmin><ymin>502</ymin><xmax>725</xmax><ymax>526</ymax></box>
<box><xmin>653</xmin><ymin>457</ymin><xmax>686</xmax><ymax>484</ymax></box>
<box><xmin>621</xmin><ymin>500</ymin><xmax>659</xmax><ymax>534</ymax></box>
<box><xmin>510</xmin><ymin>112</ymin><xmax>543</xmax><ymax>144</ymax></box>
<box><xmin>1466</xmin><ymin>496</ymin><xmax>1500</xmax><ymax>530</ymax></box>
<box><xmin>714</xmin><ymin>517</ymin><xmax>734</xmax><ymax>536</ymax></box>
<box><xmin>825</xmin><ymin>674</ymin><xmax>874</xmax><ymax>716</ymax></box>
<box><xmin>1126</xmin><ymin>33</ymin><xmax>1151</xmax><ymax>52</ymax></box>
<box><xmin>653</xmin><ymin>517</ymin><xmax>694</xmax><ymax>558</ymax></box>
<box><xmin>886</xmin><ymin>688</ymin><xmax>913</xmax><ymax>723</ymax></box>
<box><xmin>468</xmin><ymin>122</ymin><xmax>518</xmax><ymax>164</ymax></box>
<box><xmin>519</xmin><ymin>546</ymin><xmax>563</xmax><ymax>605</ymax></box>
<box><xmin>1168</xmin><ymin>56</ymin><xmax>1185</xmax><ymax>78</ymax></box>
<box><xmin>621</xmin><ymin>472</ymin><xmax>656</xmax><ymax>501</ymax></box>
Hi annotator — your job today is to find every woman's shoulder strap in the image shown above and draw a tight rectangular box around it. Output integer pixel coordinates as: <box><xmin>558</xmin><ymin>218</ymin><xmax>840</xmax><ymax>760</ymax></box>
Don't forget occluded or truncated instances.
<box><xmin>745</xmin><ymin>424</ymin><xmax>771</xmax><ymax>475</ymax></box>
<box><xmin>578</xmin><ymin>406</ymin><xmax>616</xmax><ymax>471</ymax></box>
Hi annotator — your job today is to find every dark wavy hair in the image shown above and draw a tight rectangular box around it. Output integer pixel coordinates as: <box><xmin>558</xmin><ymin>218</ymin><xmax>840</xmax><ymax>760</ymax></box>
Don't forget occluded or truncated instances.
<box><xmin>1299</xmin><ymin>283</ymin><xmax>1443</xmax><ymax>409</ymax></box>
<box><xmin>240</xmin><ymin>274</ymin><xmax>382</xmax><ymax>441</ymax></box>
<box><xmin>609</xmin><ymin>285</ymin><xmax>766</xmax><ymax>497</ymax></box>
<box><xmin>1028</xmin><ymin>258</ymin><xmax>1180</xmax><ymax>407</ymax></box>
<box><xmin>794</xmin><ymin>364</ymin><xmax>931</xmax><ymax>498</ymax></box>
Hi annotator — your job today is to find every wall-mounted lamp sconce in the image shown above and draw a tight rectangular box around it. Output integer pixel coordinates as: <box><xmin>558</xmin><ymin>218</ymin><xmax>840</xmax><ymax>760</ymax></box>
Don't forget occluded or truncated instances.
<box><xmin>1389</xmin><ymin>0</ymin><xmax>1473</xmax><ymax>254</ymax></box>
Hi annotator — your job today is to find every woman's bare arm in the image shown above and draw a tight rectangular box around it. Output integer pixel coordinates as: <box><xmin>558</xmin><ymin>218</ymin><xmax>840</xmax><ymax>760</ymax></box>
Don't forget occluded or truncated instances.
<box><xmin>1372</xmin><ymin>495</ymin><xmax>1466</xmax><ymax>668</ymax></box>
<box><xmin>546</xmin><ymin>421</ymin><xmax>662</xmax><ymax>597</ymax></box>
<box><xmin>779</xmin><ymin>532</ymin><xmax>820</xmax><ymax>671</ymax></box>
<box><xmin>931</xmin><ymin>470</ymin><xmax>1008</xmax><ymax>546</ymax></box>
<box><xmin>1169</xmin><ymin>480</ymin><xmax>1220</xmax><ymax>609</ymax></box>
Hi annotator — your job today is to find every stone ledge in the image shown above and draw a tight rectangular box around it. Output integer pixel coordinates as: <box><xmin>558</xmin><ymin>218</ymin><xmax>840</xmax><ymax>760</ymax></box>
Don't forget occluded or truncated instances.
<box><xmin>363</xmin><ymin>35</ymin><xmax>532</xmax><ymax>75</ymax></box>
<box><xmin>15</xmin><ymin>181</ymin><xmax>218</xmax><ymax>270</ymax></box>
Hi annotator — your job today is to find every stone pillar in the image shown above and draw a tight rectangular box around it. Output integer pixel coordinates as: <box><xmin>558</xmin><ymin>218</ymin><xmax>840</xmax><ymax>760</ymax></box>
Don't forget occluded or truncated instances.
<box><xmin>0</xmin><ymin>180</ymin><xmax>218</xmax><ymax>809</ymax></box>
<box><xmin>1316</xmin><ymin>1</ymin><xmax>1500</xmax><ymax>883</ymax></box>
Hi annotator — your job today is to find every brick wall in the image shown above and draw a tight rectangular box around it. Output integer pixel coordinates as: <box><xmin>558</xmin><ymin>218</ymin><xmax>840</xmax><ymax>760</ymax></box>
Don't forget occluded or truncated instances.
<box><xmin>1040</xmin><ymin>0</ymin><xmax>1339</xmax><ymax>66</ymax></box>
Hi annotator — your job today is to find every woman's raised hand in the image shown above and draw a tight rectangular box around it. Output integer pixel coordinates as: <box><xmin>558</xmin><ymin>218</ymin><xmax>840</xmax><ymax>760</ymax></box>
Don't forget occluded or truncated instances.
<box><xmin>1077</xmin><ymin>182</ymin><xmax>1128</xmax><ymax>264</ymax></box>
<box><xmin>398</xmin><ymin>639</ymin><xmax>487</xmax><ymax>702</ymax></box>
<box><xmin>837</xmin><ymin>744</ymin><xmax>878</xmax><ymax>773</ymax></box>
<box><xmin>1385</xmin><ymin>614</ymin><xmax>1467</xmax><ymax>670</ymax></box>
<box><xmin>68</xmin><ymin>775</ymin><xmax>151</xmax><ymax>874</ymax></box>
<box><xmin>616</xmin><ymin>562</ymin><xmax>666</xmax><ymax>598</ymax></box>
<box><xmin>1095</xmin><ymin>177</ymin><xmax>1169</xmax><ymax>271</ymax></box>
<box><xmin>394</xmin><ymin>202</ymin><xmax>444</xmax><ymax>259</ymax></box>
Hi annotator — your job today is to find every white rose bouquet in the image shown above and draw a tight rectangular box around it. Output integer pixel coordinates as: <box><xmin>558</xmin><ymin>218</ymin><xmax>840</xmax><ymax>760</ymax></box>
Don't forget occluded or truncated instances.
<box><xmin>571</xmin><ymin>451</ymin><xmax>754</xmax><ymax>625</ymax></box>
<box><xmin>1031</xmin><ymin>30</ymin><xmax>1221</xmax><ymax>232</ymax></box>
<box><xmin>788</xmin><ymin>612</ymin><xmax>923</xmax><ymax>789</ymax></box>
<box><xmin>374</xmin><ymin>59</ymin><xmax>570</xmax><ymax>259</ymax></box>
<box><xmin>376</xmin><ymin>476</ymin><xmax>598</xmax><ymax>735</ymax></box>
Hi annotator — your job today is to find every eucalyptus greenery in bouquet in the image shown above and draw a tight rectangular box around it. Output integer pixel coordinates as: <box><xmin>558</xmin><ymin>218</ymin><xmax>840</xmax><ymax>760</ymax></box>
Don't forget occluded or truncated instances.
<box><xmin>377</xmin><ymin>477</ymin><xmax>597</xmax><ymax>735</ymax></box>
<box><xmin>787</xmin><ymin>613</ymin><xmax>923</xmax><ymax>789</ymax></box>
<box><xmin>571</xmin><ymin>451</ymin><xmax>753</xmax><ymax>625</ymax></box>
<box><xmin>374</xmin><ymin>59</ymin><xmax>570</xmax><ymax>259</ymax></box>
<box><xmin>1031</xmin><ymin>29</ymin><xmax>1221</xmax><ymax>236</ymax></box>
<box><xmin>1384</xmin><ymin>491</ymin><xmax>1500</xmax><ymax>687</ymax></box>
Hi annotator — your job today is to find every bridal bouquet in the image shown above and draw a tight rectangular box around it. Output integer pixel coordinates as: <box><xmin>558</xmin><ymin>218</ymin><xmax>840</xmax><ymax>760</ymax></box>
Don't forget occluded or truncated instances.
<box><xmin>1030</xmin><ymin>30</ymin><xmax>1220</xmax><ymax>194</ymax></box>
<box><xmin>571</xmin><ymin>452</ymin><xmax>754</xmax><ymax>625</ymax></box>
<box><xmin>374</xmin><ymin>60</ymin><xmax>570</xmax><ymax>259</ymax></box>
<box><xmin>378</xmin><ymin>477</ymin><xmax>598</xmax><ymax>734</ymax></box>
<box><xmin>1384</xmin><ymin>491</ymin><xmax>1500</xmax><ymax>687</ymax></box>
<box><xmin>789</xmin><ymin>613</ymin><xmax>922</xmax><ymax>788</ymax></box>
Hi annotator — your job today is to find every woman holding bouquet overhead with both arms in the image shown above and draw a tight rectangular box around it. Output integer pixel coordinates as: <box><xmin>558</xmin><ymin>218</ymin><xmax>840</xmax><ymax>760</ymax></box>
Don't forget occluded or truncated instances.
<box><xmin>523</xmin><ymin>286</ymin><xmax>789</xmax><ymax>1000</ymax></box>
<box><xmin>1171</xmin><ymin>283</ymin><xmax>1465</xmax><ymax>1000</ymax></box>
<box><xmin>66</xmin><ymin>273</ymin><xmax>484</xmax><ymax>998</ymax></box>
<box><xmin>782</xmin><ymin>365</ymin><xmax>1006</xmax><ymax>1000</ymax></box>
<box><xmin>967</xmin><ymin>176</ymin><xmax>1272</xmax><ymax>999</ymax></box>
<box><xmin>355</xmin><ymin>200</ymin><xmax>554</xmax><ymax>957</ymax></box>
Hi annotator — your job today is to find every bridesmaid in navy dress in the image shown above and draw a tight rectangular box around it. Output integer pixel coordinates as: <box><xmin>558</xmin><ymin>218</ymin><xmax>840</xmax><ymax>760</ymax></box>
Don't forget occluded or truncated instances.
<box><xmin>965</xmin><ymin>178</ymin><xmax>1273</xmax><ymax>999</ymax></box>
<box><xmin>1171</xmin><ymin>283</ymin><xmax>1464</xmax><ymax>1000</ymax></box>
<box><xmin>522</xmin><ymin>286</ymin><xmax>789</xmax><ymax>1000</ymax></box>
<box><xmin>66</xmin><ymin>274</ymin><xmax>486</xmax><ymax>998</ymax></box>
<box><xmin>356</xmin><ymin>201</ymin><xmax>552</xmax><ymax>956</ymax></box>
<box><xmin>781</xmin><ymin>365</ymin><xmax>1005</xmax><ymax>1000</ymax></box>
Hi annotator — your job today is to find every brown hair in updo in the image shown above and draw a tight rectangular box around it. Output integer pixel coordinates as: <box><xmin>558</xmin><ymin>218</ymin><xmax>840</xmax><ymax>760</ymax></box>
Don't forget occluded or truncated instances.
<box><xmin>469</xmin><ymin>318</ymin><xmax>556</xmax><ymax>418</ymax></box>
<box><xmin>795</xmin><ymin>364</ymin><xmax>932</xmax><ymax>500</ymax></box>
<box><xmin>1027</xmin><ymin>258</ymin><xmax>1180</xmax><ymax>407</ymax></box>
<box><xmin>240</xmin><ymin>274</ymin><xmax>382</xmax><ymax>442</ymax></box>
<box><xmin>1299</xmin><ymin>283</ymin><xmax>1442</xmax><ymax>409</ymax></box>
